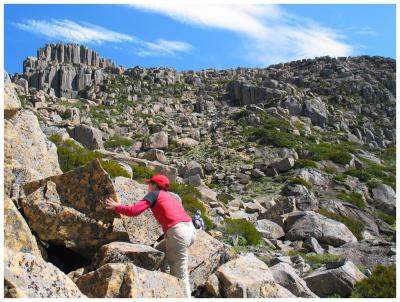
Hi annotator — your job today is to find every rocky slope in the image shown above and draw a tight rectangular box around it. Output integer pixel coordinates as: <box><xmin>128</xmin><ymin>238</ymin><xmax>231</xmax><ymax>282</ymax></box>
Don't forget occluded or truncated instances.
<box><xmin>4</xmin><ymin>43</ymin><xmax>396</xmax><ymax>298</ymax></box>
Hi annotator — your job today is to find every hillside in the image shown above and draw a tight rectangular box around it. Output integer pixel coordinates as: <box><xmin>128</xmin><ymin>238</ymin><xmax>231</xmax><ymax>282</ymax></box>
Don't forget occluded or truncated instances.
<box><xmin>4</xmin><ymin>43</ymin><xmax>396</xmax><ymax>298</ymax></box>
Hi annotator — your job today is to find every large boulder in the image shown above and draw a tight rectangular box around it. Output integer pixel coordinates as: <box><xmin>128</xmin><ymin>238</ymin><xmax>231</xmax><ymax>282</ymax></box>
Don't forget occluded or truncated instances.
<box><xmin>141</xmin><ymin>148</ymin><xmax>167</xmax><ymax>164</ymax></box>
<box><xmin>75</xmin><ymin>263</ymin><xmax>185</xmax><ymax>298</ymax></box>
<box><xmin>68</xmin><ymin>124</ymin><xmax>104</xmax><ymax>150</ymax></box>
<box><xmin>372</xmin><ymin>184</ymin><xmax>396</xmax><ymax>215</ymax></box>
<box><xmin>4</xmin><ymin>196</ymin><xmax>42</xmax><ymax>257</ymax></box>
<box><xmin>5</xmin><ymin>110</ymin><xmax>62</xmax><ymax>180</ymax></box>
<box><xmin>285</xmin><ymin>211</ymin><xmax>357</xmax><ymax>247</ymax></box>
<box><xmin>188</xmin><ymin>230</ymin><xmax>236</xmax><ymax>291</ymax></box>
<box><xmin>270</xmin><ymin>262</ymin><xmax>318</xmax><ymax>298</ymax></box>
<box><xmin>282</xmin><ymin>183</ymin><xmax>319</xmax><ymax>211</ymax></box>
<box><xmin>268</xmin><ymin>157</ymin><xmax>295</xmax><ymax>173</ymax></box>
<box><xmin>328</xmin><ymin>241</ymin><xmax>396</xmax><ymax>271</ymax></box>
<box><xmin>303</xmin><ymin>97</ymin><xmax>328</xmax><ymax>127</ymax></box>
<box><xmin>180</xmin><ymin>160</ymin><xmax>204</xmax><ymax>178</ymax></box>
<box><xmin>4</xmin><ymin>71</ymin><xmax>21</xmax><ymax>119</ymax></box>
<box><xmin>205</xmin><ymin>255</ymin><xmax>295</xmax><ymax>298</ymax></box>
<box><xmin>255</xmin><ymin>219</ymin><xmax>285</xmax><ymax>239</ymax></box>
<box><xmin>92</xmin><ymin>242</ymin><xmax>164</xmax><ymax>270</ymax></box>
<box><xmin>113</xmin><ymin>176</ymin><xmax>163</xmax><ymax>245</ymax></box>
<box><xmin>304</xmin><ymin>261</ymin><xmax>366</xmax><ymax>297</ymax></box>
<box><xmin>143</xmin><ymin>131</ymin><xmax>168</xmax><ymax>150</ymax></box>
<box><xmin>21</xmin><ymin>159</ymin><xmax>130</xmax><ymax>259</ymax></box>
<box><xmin>4</xmin><ymin>249</ymin><xmax>85</xmax><ymax>298</ymax></box>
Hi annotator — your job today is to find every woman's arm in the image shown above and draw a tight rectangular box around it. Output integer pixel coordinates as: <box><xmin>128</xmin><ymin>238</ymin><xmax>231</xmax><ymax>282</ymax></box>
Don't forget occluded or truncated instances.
<box><xmin>114</xmin><ymin>200</ymin><xmax>150</xmax><ymax>217</ymax></box>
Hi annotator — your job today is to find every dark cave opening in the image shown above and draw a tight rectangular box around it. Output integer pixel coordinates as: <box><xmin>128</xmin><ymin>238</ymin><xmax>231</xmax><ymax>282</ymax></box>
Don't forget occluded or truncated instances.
<box><xmin>46</xmin><ymin>243</ymin><xmax>91</xmax><ymax>274</ymax></box>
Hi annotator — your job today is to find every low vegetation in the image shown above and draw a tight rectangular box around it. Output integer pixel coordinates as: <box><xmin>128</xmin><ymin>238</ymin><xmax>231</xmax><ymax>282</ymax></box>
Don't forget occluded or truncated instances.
<box><xmin>336</xmin><ymin>191</ymin><xmax>365</xmax><ymax>208</ymax></box>
<box><xmin>104</xmin><ymin>135</ymin><xmax>133</xmax><ymax>149</ymax></box>
<box><xmin>351</xmin><ymin>265</ymin><xmax>396</xmax><ymax>298</ymax></box>
<box><xmin>305</xmin><ymin>253</ymin><xmax>344</xmax><ymax>271</ymax></box>
<box><xmin>49</xmin><ymin>134</ymin><xmax>130</xmax><ymax>178</ymax></box>
<box><xmin>131</xmin><ymin>165</ymin><xmax>156</xmax><ymax>182</ymax></box>
<box><xmin>294</xmin><ymin>159</ymin><xmax>318</xmax><ymax>169</ymax></box>
<box><xmin>289</xmin><ymin>177</ymin><xmax>313</xmax><ymax>190</ymax></box>
<box><xmin>224</xmin><ymin>218</ymin><xmax>261</xmax><ymax>246</ymax></box>
<box><xmin>318</xmin><ymin>208</ymin><xmax>364</xmax><ymax>240</ymax></box>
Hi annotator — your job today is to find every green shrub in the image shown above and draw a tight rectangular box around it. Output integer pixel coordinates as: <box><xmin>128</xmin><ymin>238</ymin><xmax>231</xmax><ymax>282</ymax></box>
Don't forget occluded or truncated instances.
<box><xmin>318</xmin><ymin>208</ymin><xmax>364</xmax><ymax>240</ymax></box>
<box><xmin>295</xmin><ymin>159</ymin><xmax>318</xmax><ymax>169</ymax></box>
<box><xmin>169</xmin><ymin>182</ymin><xmax>214</xmax><ymax>230</ymax></box>
<box><xmin>333</xmin><ymin>174</ymin><xmax>347</xmax><ymax>182</ymax></box>
<box><xmin>170</xmin><ymin>182</ymin><xmax>202</xmax><ymax>199</ymax></box>
<box><xmin>351</xmin><ymin>265</ymin><xmax>396</xmax><ymax>298</ymax></box>
<box><xmin>337</xmin><ymin>191</ymin><xmax>365</xmax><ymax>208</ymax></box>
<box><xmin>323</xmin><ymin>166</ymin><xmax>337</xmax><ymax>174</ymax></box>
<box><xmin>377</xmin><ymin>211</ymin><xmax>396</xmax><ymax>226</ymax></box>
<box><xmin>305</xmin><ymin>253</ymin><xmax>344</xmax><ymax>271</ymax></box>
<box><xmin>290</xmin><ymin>177</ymin><xmax>312</xmax><ymax>190</ymax></box>
<box><xmin>131</xmin><ymin>165</ymin><xmax>156</xmax><ymax>182</ymax></box>
<box><xmin>307</xmin><ymin>142</ymin><xmax>353</xmax><ymax>165</ymax></box>
<box><xmin>99</xmin><ymin>160</ymin><xmax>130</xmax><ymax>178</ymax></box>
<box><xmin>54</xmin><ymin>139</ymin><xmax>103</xmax><ymax>172</ymax></box>
<box><xmin>50</xmin><ymin>134</ymin><xmax>129</xmax><ymax>178</ymax></box>
<box><xmin>104</xmin><ymin>135</ymin><xmax>133</xmax><ymax>148</ymax></box>
<box><xmin>224</xmin><ymin>218</ymin><xmax>261</xmax><ymax>246</ymax></box>
<box><xmin>245</xmin><ymin>127</ymin><xmax>299</xmax><ymax>148</ymax></box>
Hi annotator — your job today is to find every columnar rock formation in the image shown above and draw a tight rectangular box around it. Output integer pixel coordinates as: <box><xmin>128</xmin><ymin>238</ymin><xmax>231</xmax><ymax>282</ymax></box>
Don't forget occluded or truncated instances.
<box><xmin>23</xmin><ymin>43</ymin><xmax>118</xmax><ymax>98</ymax></box>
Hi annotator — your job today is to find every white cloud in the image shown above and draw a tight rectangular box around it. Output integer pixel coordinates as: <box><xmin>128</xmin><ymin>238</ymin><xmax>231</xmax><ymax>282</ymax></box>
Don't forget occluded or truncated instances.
<box><xmin>14</xmin><ymin>19</ymin><xmax>134</xmax><ymax>44</ymax></box>
<box><xmin>131</xmin><ymin>3</ymin><xmax>354</xmax><ymax>65</ymax></box>
<box><xmin>14</xmin><ymin>19</ymin><xmax>192</xmax><ymax>57</ymax></box>
<box><xmin>137</xmin><ymin>39</ymin><xmax>192</xmax><ymax>57</ymax></box>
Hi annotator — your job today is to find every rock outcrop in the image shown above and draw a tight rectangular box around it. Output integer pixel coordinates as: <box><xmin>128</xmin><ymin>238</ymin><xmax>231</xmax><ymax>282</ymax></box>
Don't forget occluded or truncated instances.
<box><xmin>4</xmin><ymin>250</ymin><xmax>85</xmax><ymax>298</ymax></box>
<box><xmin>74</xmin><ymin>263</ymin><xmax>185</xmax><ymax>298</ymax></box>
<box><xmin>23</xmin><ymin>43</ymin><xmax>117</xmax><ymax>97</ymax></box>
<box><xmin>21</xmin><ymin>159</ymin><xmax>130</xmax><ymax>258</ymax></box>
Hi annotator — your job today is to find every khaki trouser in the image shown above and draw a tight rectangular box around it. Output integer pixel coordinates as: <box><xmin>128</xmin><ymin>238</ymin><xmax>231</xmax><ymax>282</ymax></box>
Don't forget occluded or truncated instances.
<box><xmin>155</xmin><ymin>221</ymin><xmax>197</xmax><ymax>298</ymax></box>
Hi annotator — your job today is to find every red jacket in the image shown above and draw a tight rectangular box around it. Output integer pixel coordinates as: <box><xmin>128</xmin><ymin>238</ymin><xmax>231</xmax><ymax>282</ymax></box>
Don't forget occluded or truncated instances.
<box><xmin>115</xmin><ymin>190</ymin><xmax>192</xmax><ymax>232</ymax></box>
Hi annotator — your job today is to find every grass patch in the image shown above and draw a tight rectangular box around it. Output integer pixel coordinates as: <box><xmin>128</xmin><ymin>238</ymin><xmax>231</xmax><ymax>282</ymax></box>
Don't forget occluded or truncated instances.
<box><xmin>289</xmin><ymin>177</ymin><xmax>313</xmax><ymax>190</ymax></box>
<box><xmin>333</xmin><ymin>174</ymin><xmax>347</xmax><ymax>182</ymax></box>
<box><xmin>169</xmin><ymin>182</ymin><xmax>214</xmax><ymax>230</ymax></box>
<box><xmin>351</xmin><ymin>265</ymin><xmax>396</xmax><ymax>298</ymax></box>
<box><xmin>337</xmin><ymin>191</ymin><xmax>365</xmax><ymax>208</ymax></box>
<box><xmin>49</xmin><ymin>134</ymin><xmax>130</xmax><ymax>178</ymax></box>
<box><xmin>306</xmin><ymin>142</ymin><xmax>354</xmax><ymax>165</ymax></box>
<box><xmin>131</xmin><ymin>165</ymin><xmax>156</xmax><ymax>182</ymax></box>
<box><xmin>104</xmin><ymin>135</ymin><xmax>133</xmax><ymax>149</ymax></box>
<box><xmin>224</xmin><ymin>218</ymin><xmax>261</xmax><ymax>246</ymax></box>
<box><xmin>377</xmin><ymin>210</ymin><xmax>396</xmax><ymax>226</ymax></box>
<box><xmin>322</xmin><ymin>166</ymin><xmax>337</xmax><ymax>174</ymax></box>
<box><xmin>305</xmin><ymin>253</ymin><xmax>344</xmax><ymax>270</ymax></box>
<box><xmin>318</xmin><ymin>208</ymin><xmax>364</xmax><ymax>240</ymax></box>
<box><xmin>295</xmin><ymin>159</ymin><xmax>318</xmax><ymax>169</ymax></box>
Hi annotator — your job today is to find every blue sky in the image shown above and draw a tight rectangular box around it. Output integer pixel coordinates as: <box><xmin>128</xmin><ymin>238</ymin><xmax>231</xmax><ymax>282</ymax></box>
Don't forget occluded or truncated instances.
<box><xmin>5</xmin><ymin>4</ymin><xmax>396</xmax><ymax>74</ymax></box>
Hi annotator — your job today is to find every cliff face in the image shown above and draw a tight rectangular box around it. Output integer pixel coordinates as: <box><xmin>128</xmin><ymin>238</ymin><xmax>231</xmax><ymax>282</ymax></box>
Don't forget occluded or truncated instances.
<box><xmin>23</xmin><ymin>43</ymin><xmax>118</xmax><ymax>98</ymax></box>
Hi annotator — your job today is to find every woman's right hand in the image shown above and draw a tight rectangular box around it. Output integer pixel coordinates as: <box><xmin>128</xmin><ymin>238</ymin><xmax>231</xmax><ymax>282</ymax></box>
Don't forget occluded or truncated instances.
<box><xmin>103</xmin><ymin>197</ymin><xmax>120</xmax><ymax>210</ymax></box>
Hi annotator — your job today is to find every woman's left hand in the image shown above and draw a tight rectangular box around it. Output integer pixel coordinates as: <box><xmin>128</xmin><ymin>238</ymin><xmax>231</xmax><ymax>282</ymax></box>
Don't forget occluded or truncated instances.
<box><xmin>103</xmin><ymin>197</ymin><xmax>120</xmax><ymax>210</ymax></box>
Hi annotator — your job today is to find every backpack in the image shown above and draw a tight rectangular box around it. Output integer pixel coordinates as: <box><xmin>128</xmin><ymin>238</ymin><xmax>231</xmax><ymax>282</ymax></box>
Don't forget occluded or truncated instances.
<box><xmin>192</xmin><ymin>216</ymin><xmax>204</xmax><ymax>230</ymax></box>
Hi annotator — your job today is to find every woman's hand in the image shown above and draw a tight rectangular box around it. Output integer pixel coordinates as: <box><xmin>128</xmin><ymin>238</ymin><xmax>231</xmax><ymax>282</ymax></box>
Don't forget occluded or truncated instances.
<box><xmin>103</xmin><ymin>197</ymin><xmax>120</xmax><ymax>210</ymax></box>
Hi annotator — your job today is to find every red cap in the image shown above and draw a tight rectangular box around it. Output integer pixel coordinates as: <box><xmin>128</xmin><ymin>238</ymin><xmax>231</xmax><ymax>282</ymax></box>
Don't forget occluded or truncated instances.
<box><xmin>145</xmin><ymin>174</ymin><xmax>170</xmax><ymax>190</ymax></box>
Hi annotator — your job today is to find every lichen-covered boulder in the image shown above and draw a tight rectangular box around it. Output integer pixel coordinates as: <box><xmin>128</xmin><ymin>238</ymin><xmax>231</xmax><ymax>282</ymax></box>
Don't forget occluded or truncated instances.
<box><xmin>92</xmin><ymin>242</ymin><xmax>164</xmax><ymax>270</ymax></box>
<box><xmin>188</xmin><ymin>231</ymin><xmax>237</xmax><ymax>291</ymax></box>
<box><xmin>75</xmin><ymin>263</ymin><xmax>185</xmax><ymax>298</ymax></box>
<box><xmin>270</xmin><ymin>262</ymin><xmax>318</xmax><ymax>297</ymax></box>
<box><xmin>4</xmin><ymin>71</ymin><xmax>21</xmax><ymax>119</ymax></box>
<box><xmin>4</xmin><ymin>196</ymin><xmax>42</xmax><ymax>257</ymax></box>
<box><xmin>4</xmin><ymin>249</ymin><xmax>86</xmax><ymax>298</ymax></box>
<box><xmin>21</xmin><ymin>159</ymin><xmax>130</xmax><ymax>259</ymax></box>
<box><xmin>113</xmin><ymin>176</ymin><xmax>163</xmax><ymax>245</ymax></box>
<box><xmin>205</xmin><ymin>255</ymin><xmax>295</xmax><ymax>298</ymax></box>
<box><xmin>285</xmin><ymin>211</ymin><xmax>357</xmax><ymax>246</ymax></box>
<box><xmin>5</xmin><ymin>110</ymin><xmax>61</xmax><ymax>180</ymax></box>
<box><xmin>304</xmin><ymin>261</ymin><xmax>366</xmax><ymax>297</ymax></box>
